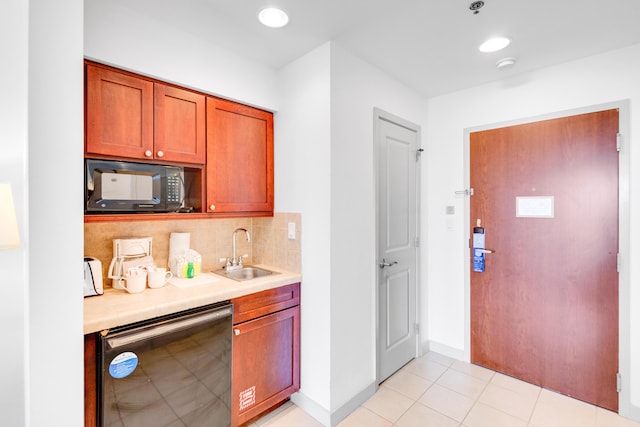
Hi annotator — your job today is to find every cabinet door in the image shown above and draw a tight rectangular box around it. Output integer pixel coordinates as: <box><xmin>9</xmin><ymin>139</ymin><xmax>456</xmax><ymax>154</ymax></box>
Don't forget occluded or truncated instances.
<box><xmin>206</xmin><ymin>98</ymin><xmax>274</xmax><ymax>214</ymax></box>
<box><xmin>85</xmin><ymin>64</ymin><xmax>154</xmax><ymax>160</ymax></box>
<box><xmin>84</xmin><ymin>334</ymin><xmax>97</xmax><ymax>427</ymax></box>
<box><xmin>154</xmin><ymin>84</ymin><xmax>206</xmax><ymax>164</ymax></box>
<box><xmin>232</xmin><ymin>306</ymin><xmax>300</xmax><ymax>426</ymax></box>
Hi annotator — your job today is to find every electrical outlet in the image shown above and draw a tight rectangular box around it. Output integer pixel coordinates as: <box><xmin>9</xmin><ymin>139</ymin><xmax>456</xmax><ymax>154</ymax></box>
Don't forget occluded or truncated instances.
<box><xmin>288</xmin><ymin>222</ymin><xmax>296</xmax><ymax>239</ymax></box>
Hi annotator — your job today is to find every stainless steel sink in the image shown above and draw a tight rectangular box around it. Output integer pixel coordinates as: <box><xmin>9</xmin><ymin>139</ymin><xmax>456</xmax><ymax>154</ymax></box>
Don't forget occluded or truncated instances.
<box><xmin>212</xmin><ymin>266</ymin><xmax>278</xmax><ymax>282</ymax></box>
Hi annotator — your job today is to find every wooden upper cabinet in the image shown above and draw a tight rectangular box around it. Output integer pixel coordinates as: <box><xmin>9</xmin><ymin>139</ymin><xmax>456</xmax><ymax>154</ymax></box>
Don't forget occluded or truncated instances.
<box><xmin>154</xmin><ymin>84</ymin><xmax>206</xmax><ymax>164</ymax></box>
<box><xmin>85</xmin><ymin>64</ymin><xmax>154</xmax><ymax>159</ymax></box>
<box><xmin>85</xmin><ymin>62</ymin><xmax>206</xmax><ymax>164</ymax></box>
<box><xmin>206</xmin><ymin>97</ymin><xmax>274</xmax><ymax>215</ymax></box>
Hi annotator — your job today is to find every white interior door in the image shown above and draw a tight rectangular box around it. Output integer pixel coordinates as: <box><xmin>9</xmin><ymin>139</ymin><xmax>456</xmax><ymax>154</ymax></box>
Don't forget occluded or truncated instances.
<box><xmin>376</xmin><ymin>109</ymin><xmax>420</xmax><ymax>382</ymax></box>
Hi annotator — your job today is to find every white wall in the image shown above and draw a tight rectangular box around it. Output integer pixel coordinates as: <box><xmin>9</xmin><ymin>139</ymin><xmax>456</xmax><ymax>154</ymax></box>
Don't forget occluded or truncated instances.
<box><xmin>425</xmin><ymin>43</ymin><xmax>640</xmax><ymax>419</ymax></box>
<box><xmin>275</xmin><ymin>44</ymin><xmax>333</xmax><ymax>417</ymax></box>
<box><xmin>1</xmin><ymin>0</ymin><xmax>84</xmax><ymax>425</ymax></box>
<box><xmin>28</xmin><ymin>0</ymin><xmax>85</xmax><ymax>425</ymax></box>
<box><xmin>329</xmin><ymin>44</ymin><xmax>428</xmax><ymax>412</ymax></box>
<box><xmin>276</xmin><ymin>42</ymin><xmax>429</xmax><ymax>425</ymax></box>
<box><xmin>0</xmin><ymin>1</ymin><xmax>28</xmax><ymax>425</ymax></box>
<box><xmin>84</xmin><ymin>0</ymin><xmax>279</xmax><ymax>111</ymax></box>
<box><xmin>2</xmin><ymin>1</ymin><xmax>84</xmax><ymax>425</ymax></box>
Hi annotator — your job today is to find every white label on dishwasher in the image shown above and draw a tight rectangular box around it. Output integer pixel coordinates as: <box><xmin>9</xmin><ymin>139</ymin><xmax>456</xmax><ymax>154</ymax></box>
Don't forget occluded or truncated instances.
<box><xmin>239</xmin><ymin>386</ymin><xmax>256</xmax><ymax>411</ymax></box>
<box><xmin>109</xmin><ymin>352</ymin><xmax>139</xmax><ymax>379</ymax></box>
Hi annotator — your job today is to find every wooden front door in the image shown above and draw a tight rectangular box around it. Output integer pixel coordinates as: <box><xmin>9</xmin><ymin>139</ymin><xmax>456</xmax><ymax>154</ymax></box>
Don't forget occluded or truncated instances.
<box><xmin>470</xmin><ymin>109</ymin><xmax>619</xmax><ymax>411</ymax></box>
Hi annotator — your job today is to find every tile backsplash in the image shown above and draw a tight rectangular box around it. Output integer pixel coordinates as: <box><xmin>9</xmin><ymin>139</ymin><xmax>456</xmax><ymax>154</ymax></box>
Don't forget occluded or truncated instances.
<box><xmin>85</xmin><ymin>212</ymin><xmax>301</xmax><ymax>287</ymax></box>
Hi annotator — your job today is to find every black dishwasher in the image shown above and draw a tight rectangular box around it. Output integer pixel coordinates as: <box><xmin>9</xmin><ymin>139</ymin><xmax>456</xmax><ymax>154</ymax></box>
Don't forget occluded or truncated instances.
<box><xmin>99</xmin><ymin>302</ymin><xmax>232</xmax><ymax>427</ymax></box>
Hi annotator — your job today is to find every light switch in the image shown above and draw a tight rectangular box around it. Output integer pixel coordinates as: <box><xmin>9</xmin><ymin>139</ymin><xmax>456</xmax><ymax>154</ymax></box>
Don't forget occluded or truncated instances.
<box><xmin>288</xmin><ymin>222</ymin><xmax>296</xmax><ymax>239</ymax></box>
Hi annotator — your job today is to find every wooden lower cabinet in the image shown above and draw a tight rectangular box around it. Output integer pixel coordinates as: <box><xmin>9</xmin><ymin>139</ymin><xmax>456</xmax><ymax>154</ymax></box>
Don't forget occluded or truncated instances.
<box><xmin>84</xmin><ymin>333</ymin><xmax>98</xmax><ymax>427</ymax></box>
<box><xmin>84</xmin><ymin>283</ymin><xmax>300</xmax><ymax>427</ymax></box>
<box><xmin>231</xmin><ymin>283</ymin><xmax>301</xmax><ymax>426</ymax></box>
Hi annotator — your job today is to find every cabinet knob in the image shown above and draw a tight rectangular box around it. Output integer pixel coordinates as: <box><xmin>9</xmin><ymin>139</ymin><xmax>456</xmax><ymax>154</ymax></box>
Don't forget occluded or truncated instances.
<box><xmin>156</xmin><ymin>150</ymin><xmax>164</xmax><ymax>158</ymax></box>
<box><xmin>209</xmin><ymin>204</ymin><xmax>216</xmax><ymax>211</ymax></box>
<box><xmin>234</xmin><ymin>329</ymin><xmax>240</xmax><ymax>336</ymax></box>
<box><xmin>144</xmin><ymin>150</ymin><xmax>152</xmax><ymax>157</ymax></box>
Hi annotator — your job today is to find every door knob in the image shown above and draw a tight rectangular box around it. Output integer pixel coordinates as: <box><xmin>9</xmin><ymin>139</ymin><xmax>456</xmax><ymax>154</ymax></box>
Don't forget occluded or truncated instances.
<box><xmin>378</xmin><ymin>259</ymin><xmax>398</xmax><ymax>269</ymax></box>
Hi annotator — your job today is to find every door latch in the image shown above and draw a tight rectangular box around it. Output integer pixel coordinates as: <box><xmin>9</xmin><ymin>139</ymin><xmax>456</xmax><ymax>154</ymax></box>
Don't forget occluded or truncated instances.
<box><xmin>455</xmin><ymin>188</ymin><xmax>474</xmax><ymax>196</ymax></box>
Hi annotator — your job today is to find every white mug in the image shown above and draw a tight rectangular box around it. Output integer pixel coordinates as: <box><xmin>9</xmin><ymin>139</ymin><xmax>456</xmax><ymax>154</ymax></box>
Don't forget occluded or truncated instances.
<box><xmin>123</xmin><ymin>268</ymin><xmax>147</xmax><ymax>294</ymax></box>
<box><xmin>148</xmin><ymin>267</ymin><xmax>172</xmax><ymax>289</ymax></box>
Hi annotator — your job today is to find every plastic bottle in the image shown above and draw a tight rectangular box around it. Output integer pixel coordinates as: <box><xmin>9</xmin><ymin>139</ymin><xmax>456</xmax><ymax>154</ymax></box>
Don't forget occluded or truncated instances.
<box><xmin>186</xmin><ymin>262</ymin><xmax>194</xmax><ymax>278</ymax></box>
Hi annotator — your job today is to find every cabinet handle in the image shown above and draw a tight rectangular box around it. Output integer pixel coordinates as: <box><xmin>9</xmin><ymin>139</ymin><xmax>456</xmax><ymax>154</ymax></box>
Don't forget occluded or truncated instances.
<box><xmin>234</xmin><ymin>329</ymin><xmax>240</xmax><ymax>336</ymax></box>
<box><xmin>156</xmin><ymin>150</ymin><xmax>164</xmax><ymax>158</ymax></box>
<box><xmin>210</xmin><ymin>204</ymin><xmax>216</xmax><ymax>211</ymax></box>
<box><xmin>144</xmin><ymin>150</ymin><xmax>152</xmax><ymax>157</ymax></box>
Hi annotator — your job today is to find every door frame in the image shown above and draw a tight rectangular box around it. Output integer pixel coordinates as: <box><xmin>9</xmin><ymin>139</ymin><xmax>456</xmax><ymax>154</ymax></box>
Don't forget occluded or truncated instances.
<box><xmin>373</xmin><ymin>107</ymin><xmax>422</xmax><ymax>383</ymax></box>
<box><xmin>462</xmin><ymin>100</ymin><xmax>635</xmax><ymax>419</ymax></box>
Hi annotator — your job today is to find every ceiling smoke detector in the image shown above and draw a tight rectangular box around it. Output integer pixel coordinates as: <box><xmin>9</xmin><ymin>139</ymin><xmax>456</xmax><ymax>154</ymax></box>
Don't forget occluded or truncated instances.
<box><xmin>496</xmin><ymin>57</ymin><xmax>517</xmax><ymax>69</ymax></box>
<box><xmin>469</xmin><ymin>1</ymin><xmax>485</xmax><ymax>14</ymax></box>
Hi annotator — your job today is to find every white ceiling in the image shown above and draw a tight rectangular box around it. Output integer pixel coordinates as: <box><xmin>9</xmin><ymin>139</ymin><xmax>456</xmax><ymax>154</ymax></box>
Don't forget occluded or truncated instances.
<box><xmin>111</xmin><ymin>0</ymin><xmax>640</xmax><ymax>97</ymax></box>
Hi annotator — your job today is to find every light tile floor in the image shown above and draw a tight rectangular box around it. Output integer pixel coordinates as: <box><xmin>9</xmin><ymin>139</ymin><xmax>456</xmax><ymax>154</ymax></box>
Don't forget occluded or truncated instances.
<box><xmin>249</xmin><ymin>352</ymin><xmax>640</xmax><ymax>427</ymax></box>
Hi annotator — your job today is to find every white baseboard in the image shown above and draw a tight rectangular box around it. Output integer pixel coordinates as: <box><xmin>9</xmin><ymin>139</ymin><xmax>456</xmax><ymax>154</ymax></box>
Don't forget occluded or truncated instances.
<box><xmin>292</xmin><ymin>343</ymin><xmax>464</xmax><ymax>426</ymax></box>
<box><xmin>426</xmin><ymin>340</ymin><xmax>465</xmax><ymax>361</ymax></box>
<box><xmin>330</xmin><ymin>382</ymin><xmax>377</xmax><ymax>426</ymax></box>
<box><xmin>291</xmin><ymin>381</ymin><xmax>378</xmax><ymax>427</ymax></box>
<box><xmin>290</xmin><ymin>392</ymin><xmax>330</xmax><ymax>426</ymax></box>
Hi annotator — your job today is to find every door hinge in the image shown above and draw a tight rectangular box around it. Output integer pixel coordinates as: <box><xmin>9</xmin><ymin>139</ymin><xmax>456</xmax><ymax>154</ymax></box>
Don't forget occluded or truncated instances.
<box><xmin>617</xmin><ymin>372</ymin><xmax>622</xmax><ymax>393</ymax></box>
<box><xmin>617</xmin><ymin>253</ymin><xmax>621</xmax><ymax>273</ymax></box>
<box><xmin>414</xmin><ymin>323</ymin><xmax>420</xmax><ymax>334</ymax></box>
<box><xmin>415</xmin><ymin>236</ymin><xmax>420</xmax><ymax>247</ymax></box>
<box><xmin>617</xmin><ymin>133</ymin><xmax>622</xmax><ymax>152</ymax></box>
<box><xmin>416</xmin><ymin>148</ymin><xmax>424</xmax><ymax>161</ymax></box>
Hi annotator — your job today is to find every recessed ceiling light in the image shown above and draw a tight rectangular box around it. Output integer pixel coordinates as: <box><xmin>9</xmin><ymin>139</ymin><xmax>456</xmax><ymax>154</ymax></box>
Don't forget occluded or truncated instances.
<box><xmin>258</xmin><ymin>7</ymin><xmax>289</xmax><ymax>28</ymax></box>
<box><xmin>479</xmin><ymin>37</ymin><xmax>511</xmax><ymax>53</ymax></box>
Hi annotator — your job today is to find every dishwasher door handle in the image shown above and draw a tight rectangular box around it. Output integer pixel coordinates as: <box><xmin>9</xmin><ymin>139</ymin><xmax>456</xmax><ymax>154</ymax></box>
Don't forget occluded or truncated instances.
<box><xmin>106</xmin><ymin>305</ymin><xmax>233</xmax><ymax>350</ymax></box>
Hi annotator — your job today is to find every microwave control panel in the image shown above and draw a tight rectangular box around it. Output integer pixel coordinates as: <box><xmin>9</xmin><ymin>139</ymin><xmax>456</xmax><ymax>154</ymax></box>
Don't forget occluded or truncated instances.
<box><xmin>166</xmin><ymin>173</ymin><xmax>182</xmax><ymax>205</ymax></box>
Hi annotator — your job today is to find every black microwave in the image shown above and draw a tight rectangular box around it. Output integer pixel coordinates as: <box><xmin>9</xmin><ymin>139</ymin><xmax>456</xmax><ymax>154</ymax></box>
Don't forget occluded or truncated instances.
<box><xmin>85</xmin><ymin>159</ymin><xmax>184</xmax><ymax>213</ymax></box>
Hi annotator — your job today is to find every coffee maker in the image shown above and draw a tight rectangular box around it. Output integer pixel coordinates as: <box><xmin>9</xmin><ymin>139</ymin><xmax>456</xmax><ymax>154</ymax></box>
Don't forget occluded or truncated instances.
<box><xmin>107</xmin><ymin>237</ymin><xmax>154</xmax><ymax>289</ymax></box>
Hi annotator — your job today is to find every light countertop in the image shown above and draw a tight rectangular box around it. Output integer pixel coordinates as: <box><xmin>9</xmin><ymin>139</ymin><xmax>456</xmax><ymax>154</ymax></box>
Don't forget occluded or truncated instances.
<box><xmin>84</xmin><ymin>265</ymin><xmax>302</xmax><ymax>334</ymax></box>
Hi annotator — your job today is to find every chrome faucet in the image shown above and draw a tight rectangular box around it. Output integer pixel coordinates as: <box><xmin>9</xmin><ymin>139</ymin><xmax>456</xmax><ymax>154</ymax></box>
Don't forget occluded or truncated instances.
<box><xmin>228</xmin><ymin>228</ymin><xmax>251</xmax><ymax>270</ymax></box>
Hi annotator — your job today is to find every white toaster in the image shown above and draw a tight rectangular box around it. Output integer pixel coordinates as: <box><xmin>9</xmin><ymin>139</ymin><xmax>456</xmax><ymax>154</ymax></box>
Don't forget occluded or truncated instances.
<box><xmin>84</xmin><ymin>257</ymin><xmax>104</xmax><ymax>297</ymax></box>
